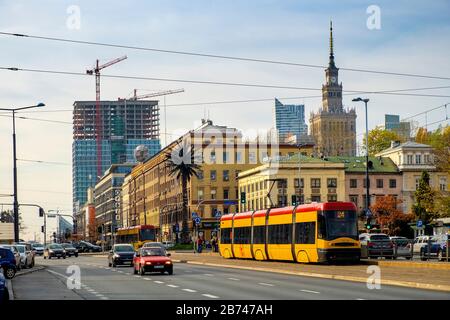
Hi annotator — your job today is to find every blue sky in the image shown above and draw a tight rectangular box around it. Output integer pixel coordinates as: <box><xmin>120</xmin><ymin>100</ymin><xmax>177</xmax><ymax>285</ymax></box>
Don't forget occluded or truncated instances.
<box><xmin>0</xmin><ymin>0</ymin><xmax>449</xmax><ymax>240</ymax></box>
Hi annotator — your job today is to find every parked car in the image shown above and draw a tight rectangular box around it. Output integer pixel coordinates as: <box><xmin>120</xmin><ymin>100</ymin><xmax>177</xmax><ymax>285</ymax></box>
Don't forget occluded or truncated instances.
<box><xmin>30</xmin><ymin>243</ymin><xmax>44</xmax><ymax>256</ymax></box>
<box><xmin>359</xmin><ymin>233</ymin><xmax>394</xmax><ymax>259</ymax></box>
<box><xmin>0</xmin><ymin>269</ymin><xmax>9</xmax><ymax>301</ymax></box>
<box><xmin>15</xmin><ymin>244</ymin><xmax>35</xmax><ymax>269</ymax></box>
<box><xmin>133</xmin><ymin>247</ymin><xmax>173</xmax><ymax>275</ymax></box>
<box><xmin>162</xmin><ymin>241</ymin><xmax>175</xmax><ymax>249</ymax></box>
<box><xmin>61</xmin><ymin>243</ymin><xmax>78</xmax><ymax>257</ymax></box>
<box><xmin>389</xmin><ymin>236</ymin><xmax>413</xmax><ymax>260</ymax></box>
<box><xmin>0</xmin><ymin>247</ymin><xmax>17</xmax><ymax>279</ymax></box>
<box><xmin>1</xmin><ymin>245</ymin><xmax>22</xmax><ymax>271</ymax></box>
<box><xmin>74</xmin><ymin>241</ymin><xmax>102</xmax><ymax>253</ymax></box>
<box><xmin>420</xmin><ymin>235</ymin><xmax>449</xmax><ymax>261</ymax></box>
<box><xmin>108</xmin><ymin>244</ymin><xmax>135</xmax><ymax>267</ymax></box>
<box><xmin>44</xmin><ymin>244</ymin><xmax>66</xmax><ymax>259</ymax></box>
<box><xmin>413</xmin><ymin>235</ymin><xmax>435</xmax><ymax>255</ymax></box>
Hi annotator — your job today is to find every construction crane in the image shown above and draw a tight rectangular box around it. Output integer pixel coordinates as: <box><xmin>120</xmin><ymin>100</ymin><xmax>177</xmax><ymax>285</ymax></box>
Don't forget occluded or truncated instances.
<box><xmin>119</xmin><ymin>89</ymin><xmax>184</xmax><ymax>146</ymax></box>
<box><xmin>86</xmin><ymin>55</ymin><xmax>127</xmax><ymax>180</ymax></box>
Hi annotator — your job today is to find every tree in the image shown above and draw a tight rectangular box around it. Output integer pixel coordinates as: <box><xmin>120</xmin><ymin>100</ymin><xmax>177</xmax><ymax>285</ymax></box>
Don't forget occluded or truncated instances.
<box><xmin>365</xmin><ymin>126</ymin><xmax>404</xmax><ymax>156</ymax></box>
<box><xmin>370</xmin><ymin>195</ymin><xmax>413</xmax><ymax>236</ymax></box>
<box><xmin>412</xmin><ymin>171</ymin><xmax>438</xmax><ymax>224</ymax></box>
<box><xmin>414</xmin><ymin>125</ymin><xmax>450</xmax><ymax>172</ymax></box>
<box><xmin>0</xmin><ymin>209</ymin><xmax>25</xmax><ymax>231</ymax></box>
<box><xmin>164</xmin><ymin>140</ymin><xmax>201</xmax><ymax>244</ymax></box>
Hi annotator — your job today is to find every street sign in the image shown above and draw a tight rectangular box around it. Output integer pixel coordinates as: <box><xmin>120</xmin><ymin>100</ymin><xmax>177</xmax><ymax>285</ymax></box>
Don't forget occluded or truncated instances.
<box><xmin>192</xmin><ymin>212</ymin><xmax>198</xmax><ymax>218</ymax></box>
<box><xmin>224</xmin><ymin>200</ymin><xmax>237</xmax><ymax>205</ymax></box>
<box><xmin>417</xmin><ymin>220</ymin><xmax>423</xmax><ymax>228</ymax></box>
<box><xmin>365</xmin><ymin>209</ymin><xmax>372</xmax><ymax>217</ymax></box>
<box><xmin>214</xmin><ymin>210</ymin><xmax>222</xmax><ymax>218</ymax></box>
<box><xmin>194</xmin><ymin>217</ymin><xmax>201</xmax><ymax>225</ymax></box>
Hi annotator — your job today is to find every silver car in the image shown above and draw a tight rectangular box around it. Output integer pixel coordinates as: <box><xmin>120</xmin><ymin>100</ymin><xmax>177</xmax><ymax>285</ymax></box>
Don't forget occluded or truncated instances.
<box><xmin>142</xmin><ymin>242</ymin><xmax>168</xmax><ymax>254</ymax></box>
<box><xmin>15</xmin><ymin>244</ymin><xmax>35</xmax><ymax>269</ymax></box>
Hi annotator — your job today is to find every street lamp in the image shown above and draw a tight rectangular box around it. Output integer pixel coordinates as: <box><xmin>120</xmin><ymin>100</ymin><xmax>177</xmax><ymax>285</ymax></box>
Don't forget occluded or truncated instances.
<box><xmin>0</xmin><ymin>102</ymin><xmax>45</xmax><ymax>242</ymax></box>
<box><xmin>352</xmin><ymin>97</ymin><xmax>370</xmax><ymax>214</ymax></box>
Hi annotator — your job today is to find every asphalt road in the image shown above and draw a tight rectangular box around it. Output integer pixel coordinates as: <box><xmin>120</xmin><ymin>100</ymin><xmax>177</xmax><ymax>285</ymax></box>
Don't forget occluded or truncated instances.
<box><xmin>11</xmin><ymin>255</ymin><xmax>450</xmax><ymax>300</ymax></box>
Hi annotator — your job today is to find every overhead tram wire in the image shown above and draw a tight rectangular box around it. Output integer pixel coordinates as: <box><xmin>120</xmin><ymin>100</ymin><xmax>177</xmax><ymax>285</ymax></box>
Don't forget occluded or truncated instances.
<box><xmin>1</xmin><ymin>31</ymin><xmax>450</xmax><ymax>81</ymax></box>
<box><xmin>1</xmin><ymin>66</ymin><xmax>450</xmax><ymax>98</ymax></box>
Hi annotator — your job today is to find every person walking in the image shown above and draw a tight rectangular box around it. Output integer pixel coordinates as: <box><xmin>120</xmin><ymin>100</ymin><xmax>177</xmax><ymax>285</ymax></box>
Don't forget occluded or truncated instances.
<box><xmin>197</xmin><ymin>237</ymin><xmax>203</xmax><ymax>253</ymax></box>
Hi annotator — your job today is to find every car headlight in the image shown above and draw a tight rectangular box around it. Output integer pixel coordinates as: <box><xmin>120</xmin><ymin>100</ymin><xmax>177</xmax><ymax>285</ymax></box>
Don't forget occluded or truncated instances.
<box><xmin>145</xmin><ymin>261</ymin><xmax>152</xmax><ymax>265</ymax></box>
<box><xmin>113</xmin><ymin>253</ymin><xmax>120</xmax><ymax>258</ymax></box>
<box><xmin>165</xmin><ymin>261</ymin><xmax>172</xmax><ymax>265</ymax></box>
<box><xmin>49</xmin><ymin>250</ymin><xmax>54</xmax><ymax>253</ymax></box>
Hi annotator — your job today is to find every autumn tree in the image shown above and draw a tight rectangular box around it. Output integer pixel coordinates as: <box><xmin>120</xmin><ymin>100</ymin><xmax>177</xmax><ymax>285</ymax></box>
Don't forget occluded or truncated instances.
<box><xmin>412</xmin><ymin>171</ymin><xmax>438</xmax><ymax>224</ymax></box>
<box><xmin>370</xmin><ymin>195</ymin><xmax>413</xmax><ymax>237</ymax></box>
<box><xmin>365</xmin><ymin>126</ymin><xmax>404</xmax><ymax>156</ymax></box>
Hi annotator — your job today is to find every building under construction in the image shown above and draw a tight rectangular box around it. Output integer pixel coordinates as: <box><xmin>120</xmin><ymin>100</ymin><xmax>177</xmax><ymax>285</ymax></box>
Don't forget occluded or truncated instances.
<box><xmin>72</xmin><ymin>100</ymin><xmax>161</xmax><ymax>215</ymax></box>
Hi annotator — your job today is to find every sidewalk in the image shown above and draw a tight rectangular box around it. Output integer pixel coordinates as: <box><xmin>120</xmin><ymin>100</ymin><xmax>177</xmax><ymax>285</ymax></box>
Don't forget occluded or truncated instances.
<box><xmin>171</xmin><ymin>252</ymin><xmax>450</xmax><ymax>292</ymax></box>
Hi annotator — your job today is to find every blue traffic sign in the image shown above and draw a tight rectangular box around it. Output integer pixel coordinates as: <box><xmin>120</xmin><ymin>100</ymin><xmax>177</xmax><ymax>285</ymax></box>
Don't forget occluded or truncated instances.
<box><xmin>417</xmin><ymin>220</ymin><xmax>423</xmax><ymax>228</ymax></box>
<box><xmin>194</xmin><ymin>217</ymin><xmax>201</xmax><ymax>225</ymax></box>
<box><xmin>192</xmin><ymin>212</ymin><xmax>198</xmax><ymax>218</ymax></box>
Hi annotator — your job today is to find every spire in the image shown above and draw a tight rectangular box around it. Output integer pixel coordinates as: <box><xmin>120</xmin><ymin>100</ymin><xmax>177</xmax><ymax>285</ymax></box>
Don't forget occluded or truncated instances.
<box><xmin>329</xmin><ymin>20</ymin><xmax>336</xmax><ymax>68</ymax></box>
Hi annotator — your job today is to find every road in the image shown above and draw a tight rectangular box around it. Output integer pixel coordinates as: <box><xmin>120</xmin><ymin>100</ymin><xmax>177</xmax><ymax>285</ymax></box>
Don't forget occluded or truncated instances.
<box><xmin>12</xmin><ymin>255</ymin><xmax>450</xmax><ymax>300</ymax></box>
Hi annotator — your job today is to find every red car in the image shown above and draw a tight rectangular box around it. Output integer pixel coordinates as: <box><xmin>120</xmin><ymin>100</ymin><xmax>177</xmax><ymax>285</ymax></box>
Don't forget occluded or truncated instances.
<box><xmin>133</xmin><ymin>247</ymin><xmax>173</xmax><ymax>275</ymax></box>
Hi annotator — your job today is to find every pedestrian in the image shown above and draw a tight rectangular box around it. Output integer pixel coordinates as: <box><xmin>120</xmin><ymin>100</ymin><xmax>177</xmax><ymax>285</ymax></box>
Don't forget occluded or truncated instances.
<box><xmin>197</xmin><ymin>237</ymin><xmax>203</xmax><ymax>253</ymax></box>
<box><xmin>211</xmin><ymin>237</ymin><xmax>217</xmax><ymax>252</ymax></box>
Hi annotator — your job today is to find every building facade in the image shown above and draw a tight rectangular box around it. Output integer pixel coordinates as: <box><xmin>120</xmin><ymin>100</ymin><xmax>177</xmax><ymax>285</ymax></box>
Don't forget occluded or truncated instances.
<box><xmin>238</xmin><ymin>155</ymin><xmax>346</xmax><ymax>212</ymax></box>
<box><xmin>120</xmin><ymin>119</ymin><xmax>314</xmax><ymax>243</ymax></box>
<box><xmin>310</xmin><ymin>22</ymin><xmax>357</xmax><ymax>156</ymax></box>
<box><xmin>72</xmin><ymin>100</ymin><xmax>161</xmax><ymax>215</ymax></box>
<box><xmin>94</xmin><ymin>164</ymin><xmax>134</xmax><ymax>249</ymax></box>
<box><xmin>376</xmin><ymin>141</ymin><xmax>449</xmax><ymax>213</ymax></box>
<box><xmin>73</xmin><ymin>187</ymin><xmax>96</xmax><ymax>243</ymax></box>
<box><xmin>273</xmin><ymin>98</ymin><xmax>308</xmax><ymax>143</ymax></box>
<box><xmin>384</xmin><ymin>114</ymin><xmax>411</xmax><ymax>140</ymax></box>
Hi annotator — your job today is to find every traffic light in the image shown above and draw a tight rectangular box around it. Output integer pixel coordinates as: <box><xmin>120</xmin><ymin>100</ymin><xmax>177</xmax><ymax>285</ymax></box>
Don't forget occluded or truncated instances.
<box><xmin>240</xmin><ymin>192</ymin><xmax>246</xmax><ymax>204</ymax></box>
<box><xmin>41</xmin><ymin>225</ymin><xmax>45</xmax><ymax>233</ymax></box>
<box><xmin>39</xmin><ymin>208</ymin><xmax>44</xmax><ymax>217</ymax></box>
<box><xmin>291</xmin><ymin>195</ymin><xmax>298</xmax><ymax>206</ymax></box>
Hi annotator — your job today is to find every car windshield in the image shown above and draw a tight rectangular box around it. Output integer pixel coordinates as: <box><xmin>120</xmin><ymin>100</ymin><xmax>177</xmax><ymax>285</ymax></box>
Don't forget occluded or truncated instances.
<box><xmin>49</xmin><ymin>244</ymin><xmax>63</xmax><ymax>249</ymax></box>
<box><xmin>143</xmin><ymin>242</ymin><xmax>164</xmax><ymax>248</ymax></box>
<box><xmin>140</xmin><ymin>228</ymin><xmax>156</xmax><ymax>241</ymax></box>
<box><xmin>141</xmin><ymin>248</ymin><xmax>165</xmax><ymax>256</ymax></box>
<box><xmin>114</xmin><ymin>245</ymin><xmax>134</xmax><ymax>252</ymax></box>
<box><xmin>319</xmin><ymin>210</ymin><xmax>358</xmax><ymax>240</ymax></box>
<box><xmin>16</xmin><ymin>246</ymin><xmax>25</xmax><ymax>253</ymax></box>
<box><xmin>370</xmin><ymin>235</ymin><xmax>390</xmax><ymax>241</ymax></box>
<box><xmin>62</xmin><ymin>244</ymin><xmax>74</xmax><ymax>248</ymax></box>
<box><xmin>32</xmin><ymin>243</ymin><xmax>43</xmax><ymax>248</ymax></box>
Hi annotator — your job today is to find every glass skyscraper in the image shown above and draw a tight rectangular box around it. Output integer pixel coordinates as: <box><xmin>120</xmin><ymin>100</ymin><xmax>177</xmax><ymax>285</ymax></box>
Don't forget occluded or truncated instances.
<box><xmin>273</xmin><ymin>98</ymin><xmax>308</xmax><ymax>142</ymax></box>
<box><xmin>72</xmin><ymin>100</ymin><xmax>161</xmax><ymax>214</ymax></box>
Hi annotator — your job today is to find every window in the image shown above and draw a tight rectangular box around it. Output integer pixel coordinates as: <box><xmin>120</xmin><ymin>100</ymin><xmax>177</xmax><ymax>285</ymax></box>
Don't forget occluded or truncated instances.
<box><xmin>327</xmin><ymin>178</ymin><xmax>337</xmax><ymax>188</ymax></box>
<box><xmin>295</xmin><ymin>222</ymin><xmax>316</xmax><ymax>244</ymax></box>
<box><xmin>376</xmin><ymin>179</ymin><xmax>383</xmax><ymax>188</ymax></box>
<box><xmin>311</xmin><ymin>195</ymin><xmax>321</xmax><ymax>202</ymax></box>
<box><xmin>277</xmin><ymin>179</ymin><xmax>287</xmax><ymax>188</ymax></box>
<box><xmin>268</xmin><ymin>224</ymin><xmax>292</xmax><ymax>244</ymax></box>
<box><xmin>415</xmin><ymin>154</ymin><xmax>421</xmax><ymax>164</ymax></box>
<box><xmin>277</xmin><ymin>195</ymin><xmax>287</xmax><ymax>207</ymax></box>
<box><xmin>236</xmin><ymin>152</ymin><xmax>242</xmax><ymax>163</ymax></box>
<box><xmin>252</xmin><ymin>226</ymin><xmax>265</xmax><ymax>244</ymax></box>
<box><xmin>363</xmin><ymin>179</ymin><xmax>370</xmax><ymax>188</ymax></box>
<box><xmin>233</xmin><ymin>227</ymin><xmax>251</xmax><ymax>244</ymax></box>
<box><xmin>210</xmin><ymin>170</ymin><xmax>216</xmax><ymax>181</ymax></box>
<box><xmin>223</xmin><ymin>189</ymin><xmax>229</xmax><ymax>200</ymax></box>
<box><xmin>198</xmin><ymin>189</ymin><xmax>204</xmax><ymax>201</ymax></box>
<box><xmin>211</xmin><ymin>188</ymin><xmax>217</xmax><ymax>200</ymax></box>
<box><xmin>294</xmin><ymin>178</ymin><xmax>304</xmax><ymax>188</ymax></box>
<box><xmin>349</xmin><ymin>195</ymin><xmax>358</xmax><ymax>207</ymax></box>
<box><xmin>210</xmin><ymin>151</ymin><xmax>216</xmax><ymax>163</ymax></box>
<box><xmin>223</xmin><ymin>152</ymin><xmax>229</xmax><ymax>164</ymax></box>
<box><xmin>223</xmin><ymin>170</ymin><xmax>229</xmax><ymax>181</ymax></box>
<box><xmin>407</xmin><ymin>155</ymin><xmax>413</xmax><ymax>164</ymax></box>
<box><xmin>389</xmin><ymin>179</ymin><xmax>397</xmax><ymax>188</ymax></box>
<box><xmin>350</xmin><ymin>179</ymin><xmax>357</xmax><ymax>188</ymax></box>
<box><xmin>220</xmin><ymin>228</ymin><xmax>231</xmax><ymax>244</ymax></box>
<box><xmin>249</xmin><ymin>152</ymin><xmax>257</xmax><ymax>164</ymax></box>
<box><xmin>197</xmin><ymin>170</ymin><xmax>204</xmax><ymax>180</ymax></box>
<box><xmin>440</xmin><ymin>177</ymin><xmax>447</xmax><ymax>191</ymax></box>
<box><xmin>328</xmin><ymin>194</ymin><xmax>337</xmax><ymax>202</ymax></box>
<box><xmin>311</xmin><ymin>178</ymin><xmax>321</xmax><ymax>188</ymax></box>
<box><xmin>415</xmin><ymin>177</ymin><xmax>420</xmax><ymax>190</ymax></box>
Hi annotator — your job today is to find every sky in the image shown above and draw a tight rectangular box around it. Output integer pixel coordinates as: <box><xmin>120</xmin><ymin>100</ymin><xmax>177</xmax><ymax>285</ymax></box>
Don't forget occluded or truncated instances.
<box><xmin>0</xmin><ymin>0</ymin><xmax>449</xmax><ymax>241</ymax></box>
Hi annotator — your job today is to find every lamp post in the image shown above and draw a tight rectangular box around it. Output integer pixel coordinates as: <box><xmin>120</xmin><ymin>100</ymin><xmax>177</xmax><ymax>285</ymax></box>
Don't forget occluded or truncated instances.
<box><xmin>0</xmin><ymin>102</ymin><xmax>45</xmax><ymax>242</ymax></box>
<box><xmin>352</xmin><ymin>97</ymin><xmax>370</xmax><ymax>213</ymax></box>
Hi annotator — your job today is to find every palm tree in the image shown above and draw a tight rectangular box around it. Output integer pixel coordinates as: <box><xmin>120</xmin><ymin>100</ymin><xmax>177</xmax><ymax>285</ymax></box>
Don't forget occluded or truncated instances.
<box><xmin>164</xmin><ymin>140</ymin><xmax>201</xmax><ymax>244</ymax></box>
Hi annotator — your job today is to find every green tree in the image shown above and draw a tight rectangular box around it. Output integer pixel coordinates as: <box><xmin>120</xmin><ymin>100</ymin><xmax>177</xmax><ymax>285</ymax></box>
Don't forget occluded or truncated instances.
<box><xmin>164</xmin><ymin>140</ymin><xmax>201</xmax><ymax>244</ymax></box>
<box><xmin>365</xmin><ymin>126</ymin><xmax>404</xmax><ymax>156</ymax></box>
<box><xmin>412</xmin><ymin>171</ymin><xmax>437</xmax><ymax>224</ymax></box>
<box><xmin>0</xmin><ymin>209</ymin><xmax>25</xmax><ymax>231</ymax></box>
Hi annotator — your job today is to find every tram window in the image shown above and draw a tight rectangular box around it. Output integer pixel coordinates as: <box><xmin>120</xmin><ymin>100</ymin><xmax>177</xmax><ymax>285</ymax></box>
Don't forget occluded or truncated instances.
<box><xmin>221</xmin><ymin>228</ymin><xmax>232</xmax><ymax>244</ymax></box>
<box><xmin>252</xmin><ymin>226</ymin><xmax>265</xmax><ymax>244</ymax></box>
<box><xmin>234</xmin><ymin>227</ymin><xmax>251</xmax><ymax>244</ymax></box>
<box><xmin>295</xmin><ymin>222</ymin><xmax>316</xmax><ymax>244</ymax></box>
<box><xmin>268</xmin><ymin>224</ymin><xmax>292</xmax><ymax>244</ymax></box>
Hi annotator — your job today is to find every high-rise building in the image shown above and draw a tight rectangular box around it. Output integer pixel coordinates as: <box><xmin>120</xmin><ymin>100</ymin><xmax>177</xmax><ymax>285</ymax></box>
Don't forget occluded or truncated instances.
<box><xmin>72</xmin><ymin>100</ymin><xmax>161</xmax><ymax>215</ymax></box>
<box><xmin>384</xmin><ymin>114</ymin><xmax>411</xmax><ymax>140</ymax></box>
<box><xmin>310</xmin><ymin>22</ymin><xmax>357</xmax><ymax>156</ymax></box>
<box><xmin>273</xmin><ymin>98</ymin><xmax>308</xmax><ymax>143</ymax></box>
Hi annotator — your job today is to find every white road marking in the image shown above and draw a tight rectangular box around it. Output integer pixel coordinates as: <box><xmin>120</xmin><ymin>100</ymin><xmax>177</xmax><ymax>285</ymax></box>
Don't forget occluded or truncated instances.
<box><xmin>143</xmin><ymin>278</ymin><xmax>152</xmax><ymax>281</ymax></box>
<box><xmin>300</xmin><ymin>289</ymin><xmax>320</xmax><ymax>294</ymax></box>
<box><xmin>228</xmin><ymin>278</ymin><xmax>240</xmax><ymax>281</ymax></box>
<box><xmin>100</xmin><ymin>296</ymin><xmax>109</xmax><ymax>300</ymax></box>
<box><xmin>258</xmin><ymin>282</ymin><xmax>274</xmax><ymax>287</ymax></box>
<box><xmin>204</xmin><ymin>273</ymin><xmax>214</xmax><ymax>276</ymax></box>
<box><xmin>182</xmin><ymin>289</ymin><xmax>197</xmax><ymax>293</ymax></box>
<box><xmin>356</xmin><ymin>298</ymin><xmax>366</xmax><ymax>300</ymax></box>
<box><xmin>154</xmin><ymin>281</ymin><xmax>164</xmax><ymax>284</ymax></box>
<box><xmin>202</xmin><ymin>294</ymin><xmax>219</xmax><ymax>299</ymax></box>
<box><xmin>184</xmin><ymin>270</ymin><xmax>192</xmax><ymax>273</ymax></box>
<box><xmin>134</xmin><ymin>275</ymin><xmax>140</xmax><ymax>278</ymax></box>
<box><xmin>167</xmin><ymin>284</ymin><xmax>179</xmax><ymax>288</ymax></box>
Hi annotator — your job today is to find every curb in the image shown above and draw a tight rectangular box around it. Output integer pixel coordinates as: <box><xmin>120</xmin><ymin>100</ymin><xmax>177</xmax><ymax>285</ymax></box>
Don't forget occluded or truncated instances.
<box><xmin>6</xmin><ymin>279</ymin><xmax>14</xmax><ymax>301</ymax></box>
<box><xmin>184</xmin><ymin>260</ymin><xmax>450</xmax><ymax>292</ymax></box>
<box><xmin>14</xmin><ymin>266</ymin><xmax>46</xmax><ymax>277</ymax></box>
<box><xmin>367</xmin><ymin>260</ymin><xmax>450</xmax><ymax>270</ymax></box>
